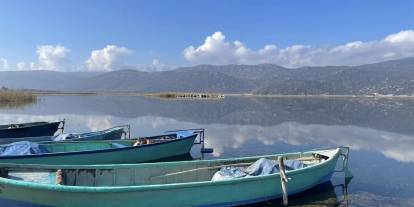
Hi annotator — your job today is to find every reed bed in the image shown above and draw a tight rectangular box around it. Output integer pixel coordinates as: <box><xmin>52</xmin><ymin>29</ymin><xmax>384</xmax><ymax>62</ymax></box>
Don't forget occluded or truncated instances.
<box><xmin>0</xmin><ymin>90</ymin><xmax>37</xmax><ymax>107</ymax></box>
<box><xmin>146</xmin><ymin>92</ymin><xmax>225</xmax><ymax>99</ymax></box>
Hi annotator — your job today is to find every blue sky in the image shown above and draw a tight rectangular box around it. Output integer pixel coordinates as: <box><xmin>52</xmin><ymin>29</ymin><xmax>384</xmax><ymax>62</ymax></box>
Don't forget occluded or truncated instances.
<box><xmin>0</xmin><ymin>0</ymin><xmax>414</xmax><ymax>71</ymax></box>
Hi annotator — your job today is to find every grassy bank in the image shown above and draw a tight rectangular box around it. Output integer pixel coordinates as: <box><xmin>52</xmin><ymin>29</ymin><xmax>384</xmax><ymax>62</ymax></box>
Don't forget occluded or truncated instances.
<box><xmin>0</xmin><ymin>90</ymin><xmax>37</xmax><ymax>108</ymax></box>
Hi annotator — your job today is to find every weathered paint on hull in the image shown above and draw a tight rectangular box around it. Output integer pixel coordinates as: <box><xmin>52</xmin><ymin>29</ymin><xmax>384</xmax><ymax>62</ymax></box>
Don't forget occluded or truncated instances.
<box><xmin>0</xmin><ymin>150</ymin><xmax>339</xmax><ymax>207</ymax></box>
<box><xmin>0</xmin><ymin>122</ymin><xmax>61</xmax><ymax>139</ymax></box>
<box><xmin>0</xmin><ymin>127</ymin><xmax>124</xmax><ymax>145</ymax></box>
<box><xmin>0</xmin><ymin>136</ymin><xmax>196</xmax><ymax>165</ymax></box>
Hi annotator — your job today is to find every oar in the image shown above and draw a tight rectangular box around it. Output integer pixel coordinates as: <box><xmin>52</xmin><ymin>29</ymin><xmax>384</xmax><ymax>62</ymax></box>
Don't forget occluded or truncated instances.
<box><xmin>278</xmin><ymin>156</ymin><xmax>289</xmax><ymax>206</ymax></box>
<box><xmin>149</xmin><ymin>155</ymin><xmax>320</xmax><ymax>181</ymax></box>
<box><xmin>149</xmin><ymin>162</ymin><xmax>253</xmax><ymax>180</ymax></box>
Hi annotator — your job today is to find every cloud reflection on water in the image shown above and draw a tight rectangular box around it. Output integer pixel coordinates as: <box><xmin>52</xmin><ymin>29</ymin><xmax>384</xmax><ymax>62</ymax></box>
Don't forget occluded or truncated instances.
<box><xmin>0</xmin><ymin>114</ymin><xmax>113</xmax><ymax>134</ymax></box>
<box><xmin>202</xmin><ymin>122</ymin><xmax>414</xmax><ymax>162</ymax></box>
<box><xmin>1</xmin><ymin>114</ymin><xmax>413</xmax><ymax>163</ymax></box>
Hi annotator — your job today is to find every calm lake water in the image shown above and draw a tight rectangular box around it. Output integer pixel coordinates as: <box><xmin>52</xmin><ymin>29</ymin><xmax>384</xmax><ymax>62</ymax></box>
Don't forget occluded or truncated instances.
<box><xmin>1</xmin><ymin>95</ymin><xmax>414</xmax><ymax>206</ymax></box>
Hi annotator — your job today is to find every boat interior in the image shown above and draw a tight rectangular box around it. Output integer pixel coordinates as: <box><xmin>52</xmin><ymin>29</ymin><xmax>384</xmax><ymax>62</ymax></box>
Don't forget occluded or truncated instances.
<box><xmin>52</xmin><ymin>126</ymin><xmax>126</xmax><ymax>141</ymax></box>
<box><xmin>1</xmin><ymin>149</ymin><xmax>338</xmax><ymax>187</ymax></box>
<box><xmin>0</xmin><ymin>133</ymin><xmax>183</xmax><ymax>156</ymax></box>
<box><xmin>0</xmin><ymin>127</ymin><xmax>125</xmax><ymax>144</ymax></box>
<box><xmin>43</xmin><ymin>133</ymin><xmax>180</xmax><ymax>152</ymax></box>
<box><xmin>67</xmin><ymin>127</ymin><xmax>124</xmax><ymax>138</ymax></box>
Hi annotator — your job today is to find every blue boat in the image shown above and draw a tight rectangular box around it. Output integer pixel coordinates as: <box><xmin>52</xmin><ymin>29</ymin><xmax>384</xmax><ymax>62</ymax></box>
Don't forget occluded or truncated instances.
<box><xmin>0</xmin><ymin>130</ymin><xmax>198</xmax><ymax>165</ymax></box>
<box><xmin>0</xmin><ymin>126</ymin><xmax>126</xmax><ymax>144</ymax></box>
<box><xmin>0</xmin><ymin>121</ymin><xmax>64</xmax><ymax>139</ymax></box>
<box><xmin>0</xmin><ymin>147</ymin><xmax>350</xmax><ymax>207</ymax></box>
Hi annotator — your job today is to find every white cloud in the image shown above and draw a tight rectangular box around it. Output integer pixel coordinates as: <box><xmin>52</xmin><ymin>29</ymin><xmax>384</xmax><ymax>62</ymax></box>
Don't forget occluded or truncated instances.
<box><xmin>135</xmin><ymin>58</ymin><xmax>172</xmax><ymax>72</ymax></box>
<box><xmin>16</xmin><ymin>62</ymin><xmax>27</xmax><ymax>70</ymax></box>
<box><xmin>151</xmin><ymin>59</ymin><xmax>164</xmax><ymax>68</ymax></box>
<box><xmin>0</xmin><ymin>58</ymin><xmax>9</xmax><ymax>71</ymax></box>
<box><xmin>85</xmin><ymin>45</ymin><xmax>132</xmax><ymax>71</ymax></box>
<box><xmin>183</xmin><ymin>32</ymin><xmax>250</xmax><ymax>65</ymax></box>
<box><xmin>384</xmin><ymin>30</ymin><xmax>414</xmax><ymax>43</ymax></box>
<box><xmin>15</xmin><ymin>45</ymin><xmax>70</xmax><ymax>71</ymax></box>
<box><xmin>32</xmin><ymin>45</ymin><xmax>69</xmax><ymax>70</ymax></box>
<box><xmin>184</xmin><ymin>30</ymin><xmax>414</xmax><ymax>67</ymax></box>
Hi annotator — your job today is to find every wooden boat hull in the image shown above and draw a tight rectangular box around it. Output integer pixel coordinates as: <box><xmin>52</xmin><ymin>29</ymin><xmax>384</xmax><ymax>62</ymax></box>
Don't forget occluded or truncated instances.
<box><xmin>0</xmin><ymin>126</ymin><xmax>125</xmax><ymax>145</ymax></box>
<box><xmin>0</xmin><ymin>121</ymin><xmax>62</xmax><ymax>139</ymax></box>
<box><xmin>0</xmin><ymin>135</ymin><xmax>197</xmax><ymax>165</ymax></box>
<box><xmin>0</xmin><ymin>148</ymin><xmax>340</xmax><ymax>207</ymax></box>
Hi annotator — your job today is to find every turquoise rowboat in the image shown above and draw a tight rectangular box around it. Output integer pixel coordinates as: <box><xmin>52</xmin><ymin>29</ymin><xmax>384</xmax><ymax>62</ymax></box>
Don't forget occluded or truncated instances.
<box><xmin>0</xmin><ymin>131</ymin><xmax>197</xmax><ymax>165</ymax></box>
<box><xmin>0</xmin><ymin>126</ymin><xmax>126</xmax><ymax>144</ymax></box>
<box><xmin>0</xmin><ymin>148</ymin><xmax>345</xmax><ymax>207</ymax></box>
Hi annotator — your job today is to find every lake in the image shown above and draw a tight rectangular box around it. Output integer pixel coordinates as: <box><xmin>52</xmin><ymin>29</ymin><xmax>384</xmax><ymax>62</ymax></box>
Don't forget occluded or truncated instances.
<box><xmin>1</xmin><ymin>95</ymin><xmax>414</xmax><ymax>206</ymax></box>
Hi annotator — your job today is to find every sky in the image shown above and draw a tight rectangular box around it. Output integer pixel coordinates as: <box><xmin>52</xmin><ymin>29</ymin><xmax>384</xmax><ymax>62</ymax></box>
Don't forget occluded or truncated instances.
<box><xmin>0</xmin><ymin>0</ymin><xmax>414</xmax><ymax>72</ymax></box>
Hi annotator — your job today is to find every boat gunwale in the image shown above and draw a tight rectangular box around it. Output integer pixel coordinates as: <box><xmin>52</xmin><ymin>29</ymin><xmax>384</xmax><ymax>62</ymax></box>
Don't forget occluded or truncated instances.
<box><xmin>0</xmin><ymin>121</ymin><xmax>48</xmax><ymax>128</ymax></box>
<box><xmin>0</xmin><ymin>121</ymin><xmax>62</xmax><ymax>132</ymax></box>
<box><xmin>0</xmin><ymin>148</ymin><xmax>340</xmax><ymax>193</ymax></box>
<box><xmin>66</xmin><ymin>126</ymin><xmax>125</xmax><ymax>137</ymax></box>
<box><xmin>0</xmin><ymin>126</ymin><xmax>125</xmax><ymax>143</ymax></box>
<box><xmin>0</xmin><ymin>133</ymin><xmax>198</xmax><ymax>159</ymax></box>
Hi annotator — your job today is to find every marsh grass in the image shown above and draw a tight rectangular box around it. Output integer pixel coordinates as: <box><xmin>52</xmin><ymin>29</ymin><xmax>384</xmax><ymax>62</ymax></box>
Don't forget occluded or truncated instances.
<box><xmin>146</xmin><ymin>92</ymin><xmax>225</xmax><ymax>99</ymax></box>
<box><xmin>0</xmin><ymin>90</ymin><xmax>37</xmax><ymax>108</ymax></box>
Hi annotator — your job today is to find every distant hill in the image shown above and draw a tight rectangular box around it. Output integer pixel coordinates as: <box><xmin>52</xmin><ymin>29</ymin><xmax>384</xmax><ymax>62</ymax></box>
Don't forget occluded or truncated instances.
<box><xmin>69</xmin><ymin>69</ymin><xmax>252</xmax><ymax>93</ymax></box>
<box><xmin>1</xmin><ymin>57</ymin><xmax>414</xmax><ymax>95</ymax></box>
<box><xmin>0</xmin><ymin>71</ymin><xmax>102</xmax><ymax>91</ymax></box>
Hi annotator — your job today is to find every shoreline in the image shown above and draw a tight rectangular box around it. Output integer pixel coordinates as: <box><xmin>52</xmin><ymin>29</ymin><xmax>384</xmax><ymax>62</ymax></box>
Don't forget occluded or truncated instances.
<box><xmin>30</xmin><ymin>91</ymin><xmax>414</xmax><ymax>99</ymax></box>
<box><xmin>227</xmin><ymin>93</ymin><xmax>414</xmax><ymax>99</ymax></box>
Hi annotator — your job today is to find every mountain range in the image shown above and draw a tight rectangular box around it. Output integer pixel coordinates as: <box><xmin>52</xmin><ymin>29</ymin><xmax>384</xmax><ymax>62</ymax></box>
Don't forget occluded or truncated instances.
<box><xmin>1</xmin><ymin>57</ymin><xmax>414</xmax><ymax>95</ymax></box>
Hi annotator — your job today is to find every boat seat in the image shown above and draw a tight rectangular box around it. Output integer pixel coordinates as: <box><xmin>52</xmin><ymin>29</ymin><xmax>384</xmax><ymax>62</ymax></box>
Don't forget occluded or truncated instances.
<box><xmin>8</xmin><ymin>172</ymin><xmax>56</xmax><ymax>184</ymax></box>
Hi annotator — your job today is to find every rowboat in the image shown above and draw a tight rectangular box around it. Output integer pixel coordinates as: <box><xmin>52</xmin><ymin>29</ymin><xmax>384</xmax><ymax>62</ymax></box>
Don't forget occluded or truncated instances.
<box><xmin>0</xmin><ymin>130</ymin><xmax>198</xmax><ymax>165</ymax></box>
<box><xmin>0</xmin><ymin>148</ymin><xmax>348</xmax><ymax>207</ymax></box>
<box><xmin>0</xmin><ymin>121</ymin><xmax>64</xmax><ymax>138</ymax></box>
<box><xmin>0</xmin><ymin>126</ymin><xmax>126</xmax><ymax>144</ymax></box>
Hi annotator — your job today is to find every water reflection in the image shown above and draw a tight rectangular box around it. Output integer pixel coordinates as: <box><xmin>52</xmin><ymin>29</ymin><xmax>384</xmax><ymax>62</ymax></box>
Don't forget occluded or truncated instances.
<box><xmin>3</xmin><ymin>113</ymin><xmax>412</xmax><ymax>163</ymax></box>
<box><xmin>0</xmin><ymin>95</ymin><xmax>414</xmax><ymax>205</ymax></box>
<box><xmin>201</xmin><ymin>122</ymin><xmax>414</xmax><ymax>163</ymax></box>
<box><xmin>5</xmin><ymin>96</ymin><xmax>414</xmax><ymax>135</ymax></box>
<box><xmin>0</xmin><ymin>101</ymin><xmax>35</xmax><ymax>109</ymax></box>
<box><xmin>247</xmin><ymin>181</ymin><xmax>349</xmax><ymax>207</ymax></box>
